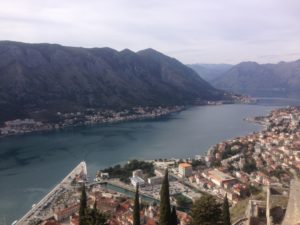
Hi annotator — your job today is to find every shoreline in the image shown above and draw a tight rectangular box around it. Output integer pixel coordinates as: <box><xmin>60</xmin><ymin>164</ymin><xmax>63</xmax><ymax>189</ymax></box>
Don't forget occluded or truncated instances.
<box><xmin>0</xmin><ymin>105</ymin><xmax>186</xmax><ymax>139</ymax></box>
<box><xmin>2</xmin><ymin>102</ymin><xmax>286</xmax><ymax>223</ymax></box>
<box><xmin>0</xmin><ymin>100</ymin><xmax>250</xmax><ymax>139</ymax></box>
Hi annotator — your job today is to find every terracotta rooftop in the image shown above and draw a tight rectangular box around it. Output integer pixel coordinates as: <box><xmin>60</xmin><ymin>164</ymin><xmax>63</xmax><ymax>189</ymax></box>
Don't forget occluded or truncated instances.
<box><xmin>179</xmin><ymin>163</ymin><xmax>192</xmax><ymax>168</ymax></box>
<box><xmin>41</xmin><ymin>219</ymin><xmax>61</xmax><ymax>225</ymax></box>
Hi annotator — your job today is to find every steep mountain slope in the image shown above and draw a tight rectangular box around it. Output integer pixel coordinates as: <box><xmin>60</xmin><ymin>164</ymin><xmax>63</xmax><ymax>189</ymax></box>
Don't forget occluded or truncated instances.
<box><xmin>187</xmin><ymin>64</ymin><xmax>233</xmax><ymax>82</ymax></box>
<box><xmin>0</xmin><ymin>41</ymin><xmax>226</xmax><ymax>122</ymax></box>
<box><xmin>212</xmin><ymin>60</ymin><xmax>300</xmax><ymax>97</ymax></box>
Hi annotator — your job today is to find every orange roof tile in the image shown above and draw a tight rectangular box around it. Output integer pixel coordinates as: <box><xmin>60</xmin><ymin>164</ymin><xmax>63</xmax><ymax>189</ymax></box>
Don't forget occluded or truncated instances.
<box><xmin>179</xmin><ymin>163</ymin><xmax>192</xmax><ymax>168</ymax></box>
<box><xmin>41</xmin><ymin>219</ymin><xmax>61</xmax><ymax>225</ymax></box>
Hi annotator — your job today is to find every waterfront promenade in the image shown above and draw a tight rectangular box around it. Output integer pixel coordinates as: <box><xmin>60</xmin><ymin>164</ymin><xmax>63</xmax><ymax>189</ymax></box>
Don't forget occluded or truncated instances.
<box><xmin>15</xmin><ymin>162</ymin><xmax>87</xmax><ymax>225</ymax></box>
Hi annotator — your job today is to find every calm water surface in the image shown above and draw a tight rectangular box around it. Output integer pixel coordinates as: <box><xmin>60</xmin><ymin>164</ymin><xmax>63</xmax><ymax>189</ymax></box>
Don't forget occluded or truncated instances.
<box><xmin>0</xmin><ymin>102</ymin><xmax>297</xmax><ymax>222</ymax></box>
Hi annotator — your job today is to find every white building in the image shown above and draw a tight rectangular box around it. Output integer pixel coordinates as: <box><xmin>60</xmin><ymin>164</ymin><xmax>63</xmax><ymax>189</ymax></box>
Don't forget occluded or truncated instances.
<box><xmin>132</xmin><ymin>169</ymin><xmax>143</xmax><ymax>177</ymax></box>
<box><xmin>148</xmin><ymin>176</ymin><xmax>163</xmax><ymax>185</ymax></box>
<box><xmin>100</xmin><ymin>172</ymin><xmax>109</xmax><ymax>179</ymax></box>
<box><xmin>130</xmin><ymin>176</ymin><xmax>145</xmax><ymax>187</ymax></box>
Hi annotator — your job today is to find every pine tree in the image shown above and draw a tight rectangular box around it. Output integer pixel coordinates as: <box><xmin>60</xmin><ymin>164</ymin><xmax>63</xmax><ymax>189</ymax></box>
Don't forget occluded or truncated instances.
<box><xmin>133</xmin><ymin>185</ymin><xmax>141</xmax><ymax>225</ymax></box>
<box><xmin>222</xmin><ymin>194</ymin><xmax>231</xmax><ymax>225</ymax></box>
<box><xmin>79</xmin><ymin>184</ymin><xmax>87</xmax><ymax>225</ymax></box>
<box><xmin>170</xmin><ymin>206</ymin><xmax>179</xmax><ymax>225</ymax></box>
<box><xmin>190</xmin><ymin>194</ymin><xmax>222</xmax><ymax>225</ymax></box>
<box><xmin>159</xmin><ymin>169</ymin><xmax>171</xmax><ymax>225</ymax></box>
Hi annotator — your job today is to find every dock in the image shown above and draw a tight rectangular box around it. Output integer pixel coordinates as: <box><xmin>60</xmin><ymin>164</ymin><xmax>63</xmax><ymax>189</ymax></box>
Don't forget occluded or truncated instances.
<box><xmin>15</xmin><ymin>161</ymin><xmax>87</xmax><ymax>225</ymax></box>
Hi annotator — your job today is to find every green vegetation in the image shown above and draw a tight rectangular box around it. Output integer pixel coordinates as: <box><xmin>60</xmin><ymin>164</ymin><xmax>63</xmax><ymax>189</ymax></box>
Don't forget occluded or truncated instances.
<box><xmin>170</xmin><ymin>206</ymin><xmax>179</xmax><ymax>225</ymax></box>
<box><xmin>223</xmin><ymin>195</ymin><xmax>232</xmax><ymax>225</ymax></box>
<box><xmin>79</xmin><ymin>185</ymin><xmax>87</xmax><ymax>225</ymax></box>
<box><xmin>133</xmin><ymin>185</ymin><xmax>141</xmax><ymax>225</ymax></box>
<box><xmin>190</xmin><ymin>194</ymin><xmax>223</xmax><ymax>225</ymax></box>
<box><xmin>221</xmin><ymin>144</ymin><xmax>241</xmax><ymax>160</ymax></box>
<box><xmin>174</xmin><ymin>194</ymin><xmax>192</xmax><ymax>209</ymax></box>
<box><xmin>242</xmin><ymin>158</ymin><xmax>257</xmax><ymax>174</ymax></box>
<box><xmin>230</xmin><ymin>189</ymin><xmax>265</xmax><ymax>222</ymax></box>
<box><xmin>159</xmin><ymin>170</ymin><xmax>171</xmax><ymax>225</ymax></box>
<box><xmin>84</xmin><ymin>203</ymin><xmax>108</xmax><ymax>225</ymax></box>
<box><xmin>269</xmin><ymin>167</ymin><xmax>292</xmax><ymax>181</ymax></box>
<box><xmin>102</xmin><ymin>160</ymin><xmax>155</xmax><ymax>183</ymax></box>
<box><xmin>191</xmin><ymin>159</ymin><xmax>206</xmax><ymax>169</ymax></box>
<box><xmin>247</xmin><ymin>185</ymin><xmax>262</xmax><ymax>196</ymax></box>
<box><xmin>230</xmin><ymin>198</ymin><xmax>249</xmax><ymax>222</ymax></box>
<box><xmin>79</xmin><ymin>185</ymin><xmax>108</xmax><ymax>225</ymax></box>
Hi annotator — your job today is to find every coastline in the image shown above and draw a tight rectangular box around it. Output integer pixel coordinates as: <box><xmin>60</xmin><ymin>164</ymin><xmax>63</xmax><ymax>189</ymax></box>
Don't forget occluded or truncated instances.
<box><xmin>0</xmin><ymin>105</ymin><xmax>186</xmax><ymax>139</ymax></box>
<box><xmin>0</xmin><ymin>102</ymin><xmax>280</xmax><ymax>223</ymax></box>
<box><xmin>0</xmin><ymin>100</ymin><xmax>250</xmax><ymax>139</ymax></box>
<box><xmin>0</xmin><ymin>91</ymin><xmax>257</xmax><ymax>139</ymax></box>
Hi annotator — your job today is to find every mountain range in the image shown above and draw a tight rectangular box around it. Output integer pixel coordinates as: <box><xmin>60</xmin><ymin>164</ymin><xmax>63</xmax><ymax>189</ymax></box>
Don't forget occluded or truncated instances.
<box><xmin>187</xmin><ymin>64</ymin><xmax>233</xmax><ymax>82</ymax></box>
<box><xmin>212</xmin><ymin>60</ymin><xmax>300</xmax><ymax>97</ymax></box>
<box><xmin>0</xmin><ymin>41</ymin><xmax>226</xmax><ymax>123</ymax></box>
<box><xmin>189</xmin><ymin>60</ymin><xmax>300</xmax><ymax>98</ymax></box>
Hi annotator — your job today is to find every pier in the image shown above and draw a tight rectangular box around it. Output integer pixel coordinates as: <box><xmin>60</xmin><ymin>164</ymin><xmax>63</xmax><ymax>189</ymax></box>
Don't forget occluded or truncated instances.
<box><xmin>15</xmin><ymin>161</ymin><xmax>87</xmax><ymax>225</ymax></box>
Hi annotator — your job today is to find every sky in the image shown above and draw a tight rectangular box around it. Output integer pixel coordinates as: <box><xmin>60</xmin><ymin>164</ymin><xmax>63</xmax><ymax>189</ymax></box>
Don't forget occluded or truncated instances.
<box><xmin>0</xmin><ymin>0</ymin><xmax>300</xmax><ymax>64</ymax></box>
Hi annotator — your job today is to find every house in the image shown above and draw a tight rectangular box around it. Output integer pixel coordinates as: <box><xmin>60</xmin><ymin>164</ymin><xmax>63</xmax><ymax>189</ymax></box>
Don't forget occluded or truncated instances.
<box><xmin>70</xmin><ymin>215</ymin><xmax>79</xmax><ymax>225</ymax></box>
<box><xmin>40</xmin><ymin>219</ymin><xmax>61</xmax><ymax>225</ymax></box>
<box><xmin>53</xmin><ymin>198</ymin><xmax>93</xmax><ymax>222</ymax></box>
<box><xmin>205</xmin><ymin>169</ymin><xmax>237</xmax><ymax>188</ymax></box>
<box><xmin>130</xmin><ymin>176</ymin><xmax>145</xmax><ymax>187</ymax></box>
<box><xmin>133</xmin><ymin>169</ymin><xmax>143</xmax><ymax>177</ymax></box>
<box><xmin>178</xmin><ymin>163</ymin><xmax>192</xmax><ymax>177</ymax></box>
<box><xmin>54</xmin><ymin>204</ymin><xmax>79</xmax><ymax>222</ymax></box>
<box><xmin>148</xmin><ymin>176</ymin><xmax>163</xmax><ymax>185</ymax></box>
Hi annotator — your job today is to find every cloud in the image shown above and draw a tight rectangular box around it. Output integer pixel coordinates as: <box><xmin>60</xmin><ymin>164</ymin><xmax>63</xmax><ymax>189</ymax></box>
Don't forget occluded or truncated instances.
<box><xmin>0</xmin><ymin>0</ymin><xmax>299</xmax><ymax>64</ymax></box>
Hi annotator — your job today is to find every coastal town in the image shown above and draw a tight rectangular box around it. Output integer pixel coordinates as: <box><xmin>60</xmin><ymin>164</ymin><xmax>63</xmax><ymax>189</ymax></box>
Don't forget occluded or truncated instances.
<box><xmin>13</xmin><ymin>106</ymin><xmax>300</xmax><ymax>225</ymax></box>
<box><xmin>0</xmin><ymin>95</ymin><xmax>252</xmax><ymax>138</ymax></box>
<box><xmin>0</xmin><ymin>106</ymin><xmax>184</xmax><ymax>137</ymax></box>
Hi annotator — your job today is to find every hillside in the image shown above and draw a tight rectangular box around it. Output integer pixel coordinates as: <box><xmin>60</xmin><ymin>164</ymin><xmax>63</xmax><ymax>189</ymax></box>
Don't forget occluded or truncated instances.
<box><xmin>0</xmin><ymin>41</ymin><xmax>226</xmax><ymax>123</ymax></box>
<box><xmin>212</xmin><ymin>60</ymin><xmax>300</xmax><ymax>97</ymax></box>
<box><xmin>187</xmin><ymin>63</ymin><xmax>233</xmax><ymax>82</ymax></box>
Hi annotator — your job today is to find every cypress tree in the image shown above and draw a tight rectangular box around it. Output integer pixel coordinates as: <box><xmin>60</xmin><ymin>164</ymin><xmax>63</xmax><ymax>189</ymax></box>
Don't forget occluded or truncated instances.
<box><xmin>79</xmin><ymin>184</ymin><xmax>87</xmax><ymax>225</ymax></box>
<box><xmin>159</xmin><ymin>169</ymin><xmax>171</xmax><ymax>225</ymax></box>
<box><xmin>170</xmin><ymin>206</ymin><xmax>179</xmax><ymax>225</ymax></box>
<box><xmin>133</xmin><ymin>185</ymin><xmax>141</xmax><ymax>225</ymax></box>
<box><xmin>85</xmin><ymin>200</ymin><xmax>108</xmax><ymax>225</ymax></box>
<box><xmin>91</xmin><ymin>201</ymin><xmax>98</xmax><ymax>223</ymax></box>
<box><xmin>222</xmin><ymin>194</ymin><xmax>231</xmax><ymax>225</ymax></box>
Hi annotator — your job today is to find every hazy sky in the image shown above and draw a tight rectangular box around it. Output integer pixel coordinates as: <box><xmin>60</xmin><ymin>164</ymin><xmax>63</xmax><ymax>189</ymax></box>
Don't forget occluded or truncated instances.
<box><xmin>1</xmin><ymin>0</ymin><xmax>299</xmax><ymax>64</ymax></box>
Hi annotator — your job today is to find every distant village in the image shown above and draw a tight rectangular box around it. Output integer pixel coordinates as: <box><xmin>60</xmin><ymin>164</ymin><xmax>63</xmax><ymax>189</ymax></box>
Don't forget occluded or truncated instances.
<box><xmin>0</xmin><ymin>95</ymin><xmax>252</xmax><ymax>138</ymax></box>
<box><xmin>0</xmin><ymin>106</ymin><xmax>184</xmax><ymax>137</ymax></box>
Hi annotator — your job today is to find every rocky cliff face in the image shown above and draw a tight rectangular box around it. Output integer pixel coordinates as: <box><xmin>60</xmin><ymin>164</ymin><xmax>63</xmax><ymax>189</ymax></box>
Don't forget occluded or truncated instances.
<box><xmin>0</xmin><ymin>41</ymin><xmax>226</xmax><ymax>122</ymax></box>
